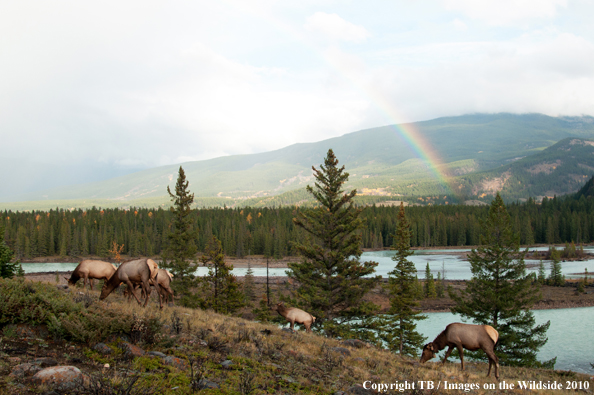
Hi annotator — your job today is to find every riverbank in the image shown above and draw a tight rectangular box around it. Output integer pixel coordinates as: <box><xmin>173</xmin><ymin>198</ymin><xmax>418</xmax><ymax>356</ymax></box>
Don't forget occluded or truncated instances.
<box><xmin>25</xmin><ymin>271</ymin><xmax>594</xmax><ymax>314</ymax></box>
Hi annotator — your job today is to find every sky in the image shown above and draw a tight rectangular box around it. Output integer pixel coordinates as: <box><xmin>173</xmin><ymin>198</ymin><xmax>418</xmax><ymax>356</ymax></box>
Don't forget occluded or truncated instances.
<box><xmin>2</xmin><ymin>0</ymin><xmax>594</xmax><ymax>179</ymax></box>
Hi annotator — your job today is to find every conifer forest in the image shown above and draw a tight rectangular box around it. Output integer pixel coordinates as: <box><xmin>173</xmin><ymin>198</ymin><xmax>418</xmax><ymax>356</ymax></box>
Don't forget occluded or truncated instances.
<box><xmin>2</xmin><ymin>193</ymin><xmax>594</xmax><ymax>260</ymax></box>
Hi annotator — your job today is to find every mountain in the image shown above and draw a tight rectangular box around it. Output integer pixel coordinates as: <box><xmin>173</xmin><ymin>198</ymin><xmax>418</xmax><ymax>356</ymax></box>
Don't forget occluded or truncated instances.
<box><xmin>4</xmin><ymin>113</ymin><xmax>594</xmax><ymax>210</ymax></box>
<box><xmin>453</xmin><ymin>137</ymin><xmax>594</xmax><ymax>201</ymax></box>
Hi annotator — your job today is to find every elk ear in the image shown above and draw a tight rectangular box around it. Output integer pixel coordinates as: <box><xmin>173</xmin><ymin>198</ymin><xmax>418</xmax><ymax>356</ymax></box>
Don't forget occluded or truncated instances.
<box><xmin>427</xmin><ymin>344</ymin><xmax>434</xmax><ymax>351</ymax></box>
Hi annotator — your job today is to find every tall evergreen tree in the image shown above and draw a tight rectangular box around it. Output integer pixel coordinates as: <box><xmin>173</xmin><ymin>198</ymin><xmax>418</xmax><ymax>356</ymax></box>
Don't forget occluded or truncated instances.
<box><xmin>162</xmin><ymin>166</ymin><xmax>199</xmax><ymax>304</ymax></box>
<box><xmin>287</xmin><ymin>149</ymin><xmax>380</xmax><ymax>337</ymax></box>
<box><xmin>374</xmin><ymin>203</ymin><xmax>426</xmax><ymax>356</ymax></box>
<box><xmin>450</xmin><ymin>193</ymin><xmax>554</xmax><ymax>368</ymax></box>
<box><xmin>198</xmin><ymin>235</ymin><xmax>244</xmax><ymax>314</ymax></box>
<box><xmin>423</xmin><ymin>262</ymin><xmax>437</xmax><ymax>298</ymax></box>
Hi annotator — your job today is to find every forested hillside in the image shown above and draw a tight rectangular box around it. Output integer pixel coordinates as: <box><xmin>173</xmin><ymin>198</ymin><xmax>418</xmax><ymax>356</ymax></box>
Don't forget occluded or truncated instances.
<box><xmin>3</xmin><ymin>182</ymin><xmax>594</xmax><ymax>260</ymax></box>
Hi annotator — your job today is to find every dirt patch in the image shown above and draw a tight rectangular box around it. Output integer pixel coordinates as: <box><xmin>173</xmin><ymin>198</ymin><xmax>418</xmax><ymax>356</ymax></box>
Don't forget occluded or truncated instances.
<box><xmin>527</xmin><ymin>160</ymin><xmax>562</xmax><ymax>175</ymax></box>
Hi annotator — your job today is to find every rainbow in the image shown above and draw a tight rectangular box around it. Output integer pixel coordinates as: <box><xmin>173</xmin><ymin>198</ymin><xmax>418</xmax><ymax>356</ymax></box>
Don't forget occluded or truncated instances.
<box><xmin>218</xmin><ymin>3</ymin><xmax>454</xmax><ymax>193</ymax></box>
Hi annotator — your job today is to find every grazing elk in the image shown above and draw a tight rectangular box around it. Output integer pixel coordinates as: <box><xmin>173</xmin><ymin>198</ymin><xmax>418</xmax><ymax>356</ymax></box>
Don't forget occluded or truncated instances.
<box><xmin>100</xmin><ymin>258</ymin><xmax>159</xmax><ymax>307</ymax></box>
<box><xmin>65</xmin><ymin>260</ymin><xmax>118</xmax><ymax>290</ymax></box>
<box><xmin>125</xmin><ymin>269</ymin><xmax>174</xmax><ymax>306</ymax></box>
<box><xmin>420</xmin><ymin>323</ymin><xmax>500</xmax><ymax>380</ymax></box>
<box><xmin>274</xmin><ymin>302</ymin><xmax>316</xmax><ymax>333</ymax></box>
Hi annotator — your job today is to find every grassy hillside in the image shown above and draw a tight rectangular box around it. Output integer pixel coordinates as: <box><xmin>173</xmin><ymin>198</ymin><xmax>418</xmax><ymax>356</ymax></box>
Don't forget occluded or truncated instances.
<box><xmin>1</xmin><ymin>278</ymin><xmax>591</xmax><ymax>394</ymax></box>
<box><xmin>4</xmin><ymin>113</ymin><xmax>594</xmax><ymax>210</ymax></box>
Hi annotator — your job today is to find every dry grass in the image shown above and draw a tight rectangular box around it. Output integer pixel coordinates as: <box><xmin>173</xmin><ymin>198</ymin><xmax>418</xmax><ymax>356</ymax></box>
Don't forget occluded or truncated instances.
<box><xmin>3</xmin><ymin>279</ymin><xmax>593</xmax><ymax>394</ymax></box>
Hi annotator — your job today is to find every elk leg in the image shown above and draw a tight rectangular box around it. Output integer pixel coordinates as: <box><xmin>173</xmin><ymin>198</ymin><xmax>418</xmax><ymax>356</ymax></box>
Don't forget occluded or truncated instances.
<box><xmin>126</xmin><ymin>280</ymin><xmax>143</xmax><ymax>305</ymax></box>
<box><xmin>89</xmin><ymin>279</ymin><xmax>94</xmax><ymax>291</ymax></box>
<box><xmin>457</xmin><ymin>345</ymin><xmax>465</xmax><ymax>370</ymax></box>
<box><xmin>484</xmin><ymin>349</ymin><xmax>499</xmax><ymax>380</ymax></box>
<box><xmin>290</xmin><ymin>321</ymin><xmax>295</xmax><ymax>332</ymax></box>
<box><xmin>141</xmin><ymin>280</ymin><xmax>151</xmax><ymax>307</ymax></box>
<box><xmin>442</xmin><ymin>346</ymin><xmax>454</xmax><ymax>364</ymax></box>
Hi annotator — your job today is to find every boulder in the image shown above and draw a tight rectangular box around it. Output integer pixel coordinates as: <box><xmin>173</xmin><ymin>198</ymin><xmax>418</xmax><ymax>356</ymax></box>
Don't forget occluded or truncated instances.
<box><xmin>118</xmin><ymin>342</ymin><xmax>145</xmax><ymax>358</ymax></box>
<box><xmin>31</xmin><ymin>366</ymin><xmax>86</xmax><ymax>391</ymax></box>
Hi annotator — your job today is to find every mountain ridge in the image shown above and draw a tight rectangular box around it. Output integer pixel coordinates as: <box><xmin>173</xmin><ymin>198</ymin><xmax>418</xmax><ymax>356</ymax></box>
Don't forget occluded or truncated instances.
<box><xmin>5</xmin><ymin>113</ymin><xmax>594</xmax><ymax>210</ymax></box>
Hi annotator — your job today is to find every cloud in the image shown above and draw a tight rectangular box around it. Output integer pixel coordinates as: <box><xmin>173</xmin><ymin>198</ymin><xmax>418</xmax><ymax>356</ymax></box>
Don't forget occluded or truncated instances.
<box><xmin>304</xmin><ymin>12</ymin><xmax>371</xmax><ymax>43</ymax></box>
<box><xmin>442</xmin><ymin>0</ymin><xmax>568</xmax><ymax>25</ymax></box>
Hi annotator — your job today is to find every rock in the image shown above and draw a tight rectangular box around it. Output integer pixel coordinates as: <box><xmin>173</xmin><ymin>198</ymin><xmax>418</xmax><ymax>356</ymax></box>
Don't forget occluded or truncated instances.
<box><xmin>8</xmin><ymin>357</ymin><xmax>22</xmax><ymax>364</ymax></box>
<box><xmin>162</xmin><ymin>356</ymin><xmax>188</xmax><ymax>370</ymax></box>
<box><xmin>93</xmin><ymin>343</ymin><xmax>112</xmax><ymax>355</ymax></box>
<box><xmin>9</xmin><ymin>363</ymin><xmax>42</xmax><ymax>378</ymax></box>
<box><xmin>31</xmin><ymin>366</ymin><xmax>86</xmax><ymax>392</ymax></box>
<box><xmin>147</xmin><ymin>351</ymin><xmax>167</xmax><ymax>358</ymax></box>
<box><xmin>330</xmin><ymin>347</ymin><xmax>351</xmax><ymax>356</ymax></box>
<box><xmin>197</xmin><ymin>379</ymin><xmax>220</xmax><ymax>390</ymax></box>
<box><xmin>347</xmin><ymin>385</ymin><xmax>370</xmax><ymax>395</ymax></box>
<box><xmin>220</xmin><ymin>360</ymin><xmax>233</xmax><ymax>369</ymax></box>
<box><xmin>33</xmin><ymin>357</ymin><xmax>58</xmax><ymax>367</ymax></box>
<box><xmin>118</xmin><ymin>342</ymin><xmax>145</xmax><ymax>358</ymax></box>
<box><xmin>353</xmin><ymin>357</ymin><xmax>365</xmax><ymax>363</ymax></box>
<box><xmin>341</xmin><ymin>339</ymin><xmax>371</xmax><ymax>349</ymax></box>
<box><xmin>56</xmin><ymin>285</ymin><xmax>69</xmax><ymax>291</ymax></box>
<box><xmin>281</xmin><ymin>328</ymin><xmax>294</xmax><ymax>333</ymax></box>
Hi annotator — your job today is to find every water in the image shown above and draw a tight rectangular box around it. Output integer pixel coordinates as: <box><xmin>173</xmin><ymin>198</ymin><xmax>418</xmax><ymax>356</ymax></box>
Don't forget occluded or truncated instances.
<box><xmin>20</xmin><ymin>247</ymin><xmax>594</xmax><ymax>280</ymax></box>
<box><xmin>418</xmin><ymin>306</ymin><xmax>594</xmax><ymax>374</ymax></box>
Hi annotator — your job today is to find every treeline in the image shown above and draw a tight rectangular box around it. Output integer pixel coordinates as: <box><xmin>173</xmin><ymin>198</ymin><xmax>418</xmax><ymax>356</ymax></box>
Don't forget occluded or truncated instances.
<box><xmin>2</xmin><ymin>193</ymin><xmax>594</xmax><ymax>260</ymax></box>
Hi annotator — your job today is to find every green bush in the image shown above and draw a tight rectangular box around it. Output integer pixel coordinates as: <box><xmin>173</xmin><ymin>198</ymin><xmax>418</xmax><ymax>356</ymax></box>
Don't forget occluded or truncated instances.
<box><xmin>0</xmin><ymin>278</ymin><xmax>162</xmax><ymax>344</ymax></box>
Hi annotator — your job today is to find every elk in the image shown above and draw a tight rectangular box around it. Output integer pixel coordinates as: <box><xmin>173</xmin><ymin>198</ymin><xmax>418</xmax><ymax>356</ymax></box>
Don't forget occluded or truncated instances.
<box><xmin>100</xmin><ymin>258</ymin><xmax>159</xmax><ymax>307</ymax></box>
<box><xmin>125</xmin><ymin>269</ymin><xmax>174</xmax><ymax>306</ymax></box>
<box><xmin>65</xmin><ymin>260</ymin><xmax>118</xmax><ymax>290</ymax></box>
<box><xmin>274</xmin><ymin>302</ymin><xmax>316</xmax><ymax>333</ymax></box>
<box><xmin>420</xmin><ymin>323</ymin><xmax>499</xmax><ymax>379</ymax></box>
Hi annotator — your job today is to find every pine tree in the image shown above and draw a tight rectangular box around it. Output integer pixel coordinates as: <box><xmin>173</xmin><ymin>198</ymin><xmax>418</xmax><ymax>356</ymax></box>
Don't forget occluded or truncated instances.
<box><xmin>373</xmin><ymin>203</ymin><xmax>426</xmax><ymax>356</ymax></box>
<box><xmin>243</xmin><ymin>260</ymin><xmax>256</xmax><ymax>305</ymax></box>
<box><xmin>198</xmin><ymin>235</ymin><xmax>244</xmax><ymax>314</ymax></box>
<box><xmin>162</xmin><ymin>166</ymin><xmax>199</xmax><ymax>305</ymax></box>
<box><xmin>450</xmin><ymin>193</ymin><xmax>554</xmax><ymax>368</ymax></box>
<box><xmin>537</xmin><ymin>260</ymin><xmax>546</xmax><ymax>285</ymax></box>
<box><xmin>287</xmin><ymin>149</ymin><xmax>380</xmax><ymax>337</ymax></box>
<box><xmin>0</xmin><ymin>225</ymin><xmax>22</xmax><ymax>278</ymax></box>
<box><xmin>548</xmin><ymin>247</ymin><xmax>564</xmax><ymax>286</ymax></box>
<box><xmin>423</xmin><ymin>262</ymin><xmax>437</xmax><ymax>298</ymax></box>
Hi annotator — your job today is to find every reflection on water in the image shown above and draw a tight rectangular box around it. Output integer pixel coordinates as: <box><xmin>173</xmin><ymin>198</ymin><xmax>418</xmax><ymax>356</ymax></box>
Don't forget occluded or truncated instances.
<box><xmin>419</xmin><ymin>306</ymin><xmax>594</xmax><ymax>374</ymax></box>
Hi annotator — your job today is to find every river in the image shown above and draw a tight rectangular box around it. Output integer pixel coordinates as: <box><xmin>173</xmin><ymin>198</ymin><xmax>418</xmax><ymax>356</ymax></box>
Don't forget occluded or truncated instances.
<box><xmin>20</xmin><ymin>247</ymin><xmax>594</xmax><ymax>280</ymax></box>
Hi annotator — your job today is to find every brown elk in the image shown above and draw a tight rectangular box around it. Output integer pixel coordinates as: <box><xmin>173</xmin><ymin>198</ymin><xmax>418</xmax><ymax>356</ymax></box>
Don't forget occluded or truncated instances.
<box><xmin>65</xmin><ymin>260</ymin><xmax>118</xmax><ymax>290</ymax></box>
<box><xmin>125</xmin><ymin>269</ymin><xmax>174</xmax><ymax>306</ymax></box>
<box><xmin>274</xmin><ymin>302</ymin><xmax>316</xmax><ymax>333</ymax></box>
<box><xmin>100</xmin><ymin>258</ymin><xmax>159</xmax><ymax>307</ymax></box>
<box><xmin>420</xmin><ymin>323</ymin><xmax>499</xmax><ymax>379</ymax></box>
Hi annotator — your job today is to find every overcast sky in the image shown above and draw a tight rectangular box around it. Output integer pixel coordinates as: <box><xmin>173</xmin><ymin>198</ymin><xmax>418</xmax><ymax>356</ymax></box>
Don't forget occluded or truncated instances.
<box><xmin>2</xmin><ymin>0</ymin><xmax>594</xmax><ymax>171</ymax></box>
